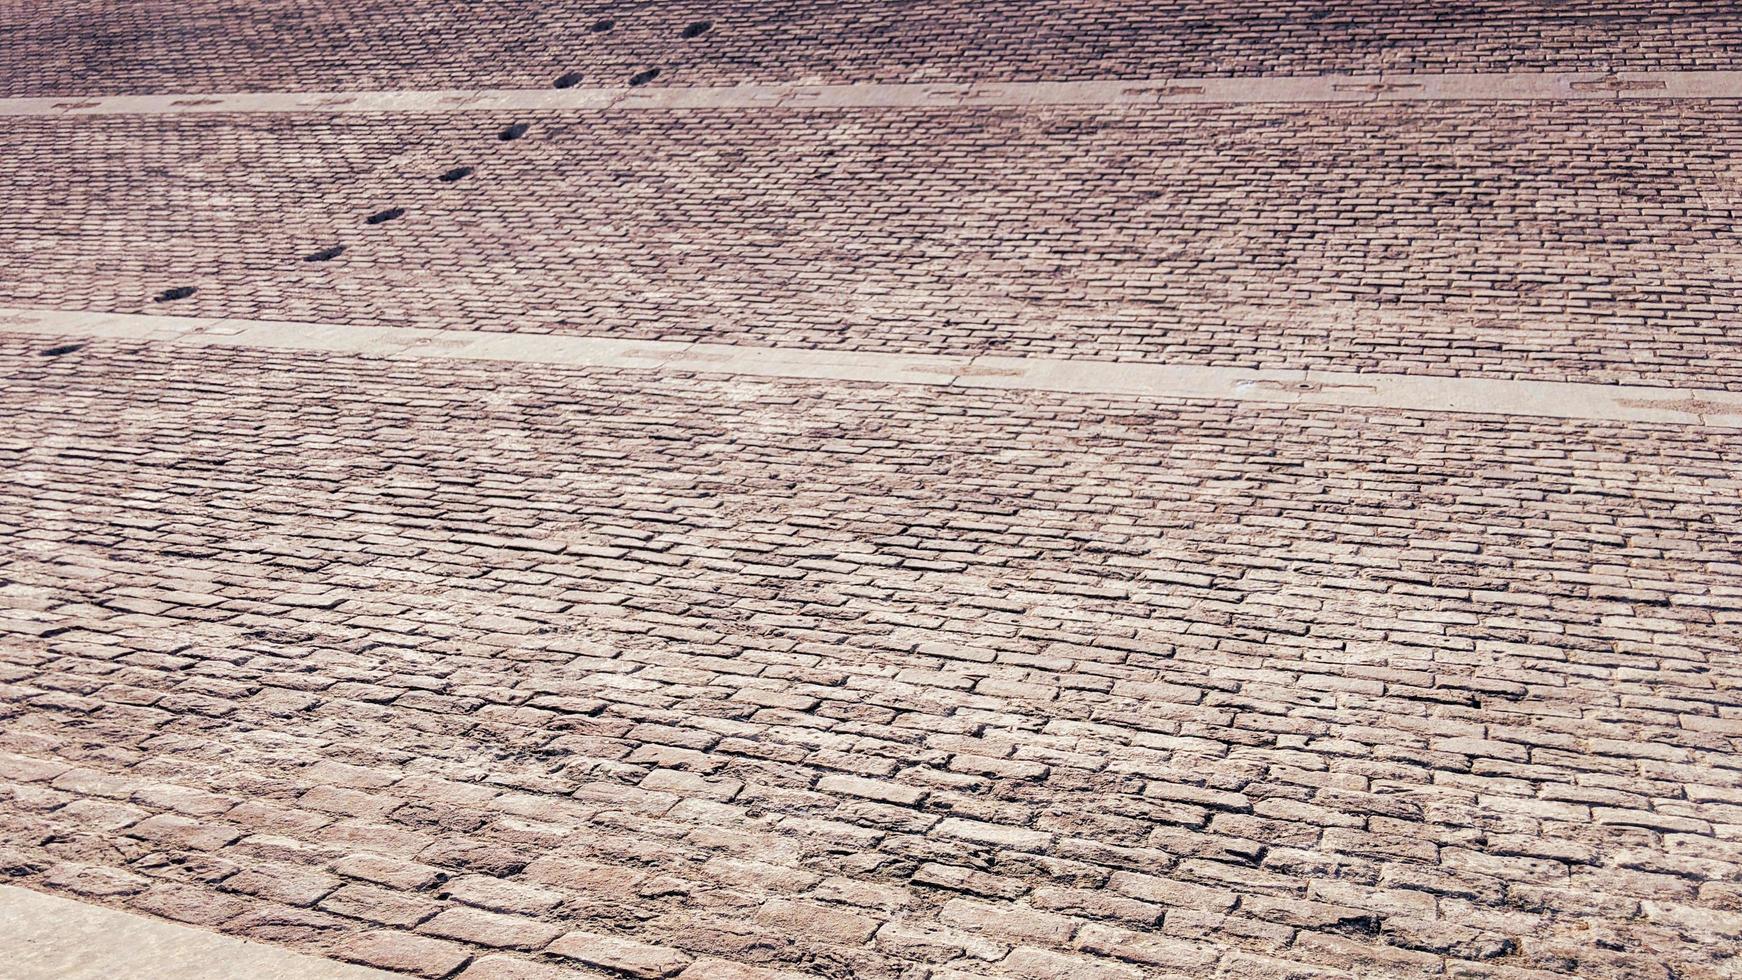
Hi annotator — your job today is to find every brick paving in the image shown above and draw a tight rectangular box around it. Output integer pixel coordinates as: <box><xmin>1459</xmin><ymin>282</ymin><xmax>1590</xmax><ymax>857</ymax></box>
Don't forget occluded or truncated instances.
<box><xmin>4</xmin><ymin>5</ymin><xmax>1742</xmax><ymax>980</ymax></box>
<box><xmin>7</xmin><ymin>308</ymin><xmax>1742</xmax><ymax>426</ymax></box>
<box><xmin>5</xmin><ymin>1</ymin><xmax>1742</xmax><ymax>96</ymax></box>
<box><xmin>6</xmin><ymin>100</ymin><xmax>1742</xmax><ymax>390</ymax></box>
<box><xmin>4</xmin><ymin>338</ymin><xmax>1742</xmax><ymax>978</ymax></box>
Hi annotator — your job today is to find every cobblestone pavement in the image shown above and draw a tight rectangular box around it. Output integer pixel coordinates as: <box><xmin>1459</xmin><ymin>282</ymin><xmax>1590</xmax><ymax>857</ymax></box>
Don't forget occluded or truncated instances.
<box><xmin>6</xmin><ymin>1</ymin><xmax>1742</xmax><ymax>95</ymax></box>
<box><xmin>4</xmin><ymin>5</ymin><xmax>1742</xmax><ymax>980</ymax></box>
<box><xmin>7</xmin><ymin>98</ymin><xmax>1742</xmax><ymax>390</ymax></box>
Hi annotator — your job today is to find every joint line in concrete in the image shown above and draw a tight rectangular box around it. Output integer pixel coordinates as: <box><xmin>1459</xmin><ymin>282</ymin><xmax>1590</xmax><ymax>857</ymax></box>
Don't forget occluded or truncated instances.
<box><xmin>3</xmin><ymin>70</ymin><xmax>1741</xmax><ymax>118</ymax></box>
<box><xmin>2</xmin><ymin>307</ymin><xmax>1739</xmax><ymax>427</ymax></box>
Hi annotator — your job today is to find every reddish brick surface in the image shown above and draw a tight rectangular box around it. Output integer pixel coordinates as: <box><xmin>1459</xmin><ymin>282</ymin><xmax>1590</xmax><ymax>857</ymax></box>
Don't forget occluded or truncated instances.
<box><xmin>6</xmin><ymin>102</ymin><xmax>1742</xmax><ymax>389</ymax></box>
<box><xmin>3</xmin><ymin>1</ymin><xmax>1742</xmax><ymax>96</ymax></box>
<box><xmin>335</xmin><ymin>929</ymin><xmax>477</xmax><ymax>976</ymax></box>
<box><xmin>2</xmin><ymin>338</ymin><xmax>1740</xmax><ymax>978</ymax></box>
<box><xmin>6</xmin><ymin>5</ymin><xmax>1742</xmax><ymax>977</ymax></box>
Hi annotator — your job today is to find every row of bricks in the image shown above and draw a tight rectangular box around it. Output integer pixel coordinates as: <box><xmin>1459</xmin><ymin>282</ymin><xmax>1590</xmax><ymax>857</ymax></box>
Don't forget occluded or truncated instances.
<box><xmin>7</xmin><ymin>102</ymin><xmax>1742</xmax><ymax>387</ymax></box>
<box><xmin>7</xmin><ymin>0</ymin><xmax>1742</xmax><ymax>96</ymax></box>
<box><xmin>3</xmin><ymin>341</ymin><xmax>1738</xmax><ymax>977</ymax></box>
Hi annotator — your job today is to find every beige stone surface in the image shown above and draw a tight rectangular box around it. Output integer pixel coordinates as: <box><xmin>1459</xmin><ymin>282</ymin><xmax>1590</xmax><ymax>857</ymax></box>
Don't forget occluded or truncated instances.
<box><xmin>3</xmin><ymin>70</ymin><xmax>1740</xmax><ymax>119</ymax></box>
<box><xmin>0</xmin><ymin>884</ymin><xmax>396</xmax><ymax>979</ymax></box>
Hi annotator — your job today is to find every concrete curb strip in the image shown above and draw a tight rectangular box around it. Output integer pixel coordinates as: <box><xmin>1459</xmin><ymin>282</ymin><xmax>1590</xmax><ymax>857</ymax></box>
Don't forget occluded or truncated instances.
<box><xmin>3</xmin><ymin>70</ymin><xmax>1740</xmax><ymax>117</ymax></box>
<box><xmin>4</xmin><ymin>307</ymin><xmax>1739</xmax><ymax>427</ymax></box>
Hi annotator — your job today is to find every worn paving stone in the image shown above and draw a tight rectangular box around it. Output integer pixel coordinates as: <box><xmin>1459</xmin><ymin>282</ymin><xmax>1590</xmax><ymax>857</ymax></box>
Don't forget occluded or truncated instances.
<box><xmin>4</xmin><ymin>0</ymin><xmax>1742</xmax><ymax>96</ymax></box>
<box><xmin>6</xmin><ymin>102</ymin><xmax>1742</xmax><ymax>390</ymax></box>
<box><xmin>1</xmin><ymin>339</ymin><xmax>1739</xmax><ymax>978</ymax></box>
<box><xmin>6</xmin><ymin>6</ymin><xmax>1742</xmax><ymax>976</ymax></box>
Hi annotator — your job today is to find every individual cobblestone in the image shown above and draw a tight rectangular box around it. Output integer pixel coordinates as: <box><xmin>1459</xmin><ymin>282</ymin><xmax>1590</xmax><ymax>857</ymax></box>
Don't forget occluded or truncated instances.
<box><xmin>3</xmin><ymin>1</ymin><xmax>1742</xmax><ymax>96</ymax></box>
<box><xmin>4</xmin><ymin>101</ymin><xmax>1742</xmax><ymax>389</ymax></box>
<box><xmin>2</xmin><ymin>338</ymin><xmax>1739</xmax><ymax>978</ymax></box>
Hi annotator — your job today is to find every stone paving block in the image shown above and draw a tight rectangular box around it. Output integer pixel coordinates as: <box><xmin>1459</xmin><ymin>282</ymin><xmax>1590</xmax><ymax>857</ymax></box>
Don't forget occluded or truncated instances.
<box><xmin>334</xmin><ymin>929</ymin><xmax>476</xmax><ymax>977</ymax></box>
<box><xmin>2</xmin><ymin>340</ymin><xmax>1737</xmax><ymax>977</ymax></box>
<box><xmin>4</xmin><ymin>1</ymin><xmax>1740</xmax><ymax>96</ymax></box>
<box><xmin>547</xmin><ymin>929</ymin><xmax>693</xmax><ymax>978</ymax></box>
<box><xmin>420</xmin><ymin>906</ymin><xmax>564</xmax><ymax>951</ymax></box>
<box><xmin>5</xmin><ymin>3</ymin><xmax>1742</xmax><ymax>968</ymax></box>
<box><xmin>8</xmin><ymin>101</ymin><xmax>1742</xmax><ymax>390</ymax></box>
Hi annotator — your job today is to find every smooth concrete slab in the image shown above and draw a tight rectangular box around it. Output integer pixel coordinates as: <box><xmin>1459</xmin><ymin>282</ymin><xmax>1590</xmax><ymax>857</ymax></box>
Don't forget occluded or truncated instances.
<box><xmin>0</xmin><ymin>306</ymin><xmax>221</xmax><ymax>342</ymax></box>
<box><xmin>0</xmin><ymin>885</ymin><xmax>395</xmax><ymax>980</ymax></box>
<box><xmin>3</xmin><ymin>70</ymin><xmax>1742</xmax><ymax>119</ymax></box>
<box><xmin>4</xmin><ymin>306</ymin><xmax>1741</xmax><ymax>428</ymax></box>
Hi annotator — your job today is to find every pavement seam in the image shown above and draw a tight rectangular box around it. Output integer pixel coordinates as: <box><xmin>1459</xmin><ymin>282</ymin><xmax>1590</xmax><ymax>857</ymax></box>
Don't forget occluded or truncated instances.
<box><xmin>4</xmin><ymin>306</ymin><xmax>1740</xmax><ymax>427</ymax></box>
<box><xmin>4</xmin><ymin>70</ymin><xmax>1742</xmax><ymax>117</ymax></box>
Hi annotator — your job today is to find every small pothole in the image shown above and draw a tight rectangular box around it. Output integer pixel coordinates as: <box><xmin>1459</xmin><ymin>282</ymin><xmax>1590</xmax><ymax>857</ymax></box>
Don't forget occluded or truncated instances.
<box><xmin>681</xmin><ymin>21</ymin><xmax>712</xmax><ymax>38</ymax></box>
<box><xmin>41</xmin><ymin>343</ymin><xmax>85</xmax><ymax>357</ymax></box>
<box><xmin>553</xmin><ymin>71</ymin><xmax>584</xmax><ymax>89</ymax></box>
<box><xmin>629</xmin><ymin>68</ymin><xmax>661</xmax><ymax>87</ymax></box>
<box><xmin>304</xmin><ymin>244</ymin><xmax>347</xmax><ymax>262</ymax></box>
<box><xmin>499</xmin><ymin>122</ymin><xmax>529</xmax><ymax>141</ymax></box>
<box><xmin>154</xmin><ymin>285</ymin><xmax>197</xmax><ymax>302</ymax></box>
<box><xmin>591</xmin><ymin>18</ymin><xmax>615</xmax><ymax>32</ymax></box>
<box><xmin>439</xmin><ymin>166</ymin><xmax>474</xmax><ymax>182</ymax></box>
<box><xmin>365</xmin><ymin>207</ymin><xmax>405</xmax><ymax>225</ymax></box>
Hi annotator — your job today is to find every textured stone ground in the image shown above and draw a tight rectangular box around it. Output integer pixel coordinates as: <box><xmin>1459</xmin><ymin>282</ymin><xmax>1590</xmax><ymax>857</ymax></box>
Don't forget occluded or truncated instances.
<box><xmin>5</xmin><ymin>1</ymin><xmax>1742</xmax><ymax>95</ymax></box>
<box><xmin>3</xmin><ymin>5</ymin><xmax>1742</xmax><ymax>980</ymax></box>
<box><xmin>6</xmin><ymin>100</ymin><xmax>1742</xmax><ymax>389</ymax></box>
<box><xmin>3</xmin><ymin>883</ymin><xmax>396</xmax><ymax>979</ymax></box>
<box><xmin>5</xmin><ymin>338</ymin><xmax>1742</xmax><ymax>979</ymax></box>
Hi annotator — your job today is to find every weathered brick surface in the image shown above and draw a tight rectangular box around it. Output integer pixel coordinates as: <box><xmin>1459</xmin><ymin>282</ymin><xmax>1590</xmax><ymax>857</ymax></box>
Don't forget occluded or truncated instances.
<box><xmin>4</xmin><ymin>1</ymin><xmax>1742</xmax><ymax>97</ymax></box>
<box><xmin>6</xmin><ymin>102</ymin><xmax>1742</xmax><ymax>389</ymax></box>
<box><xmin>6</xmin><ymin>6</ymin><xmax>1742</xmax><ymax>972</ymax></box>
<box><xmin>2</xmin><ymin>338</ymin><xmax>1739</xmax><ymax>978</ymax></box>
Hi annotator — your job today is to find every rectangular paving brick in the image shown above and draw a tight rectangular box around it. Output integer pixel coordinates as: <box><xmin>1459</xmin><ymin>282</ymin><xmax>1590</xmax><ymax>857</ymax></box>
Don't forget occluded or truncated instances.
<box><xmin>1</xmin><ymin>338</ymin><xmax>1738</xmax><ymax>979</ymax></box>
<box><xmin>4</xmin><ymin>0</ymin><xmax>1741</xmax><ymax>97</ymax></box>
<box><xmin>6</xmin><ymin>102</ymin><xmax>1742</xmax><ymax>389</ymax></box>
